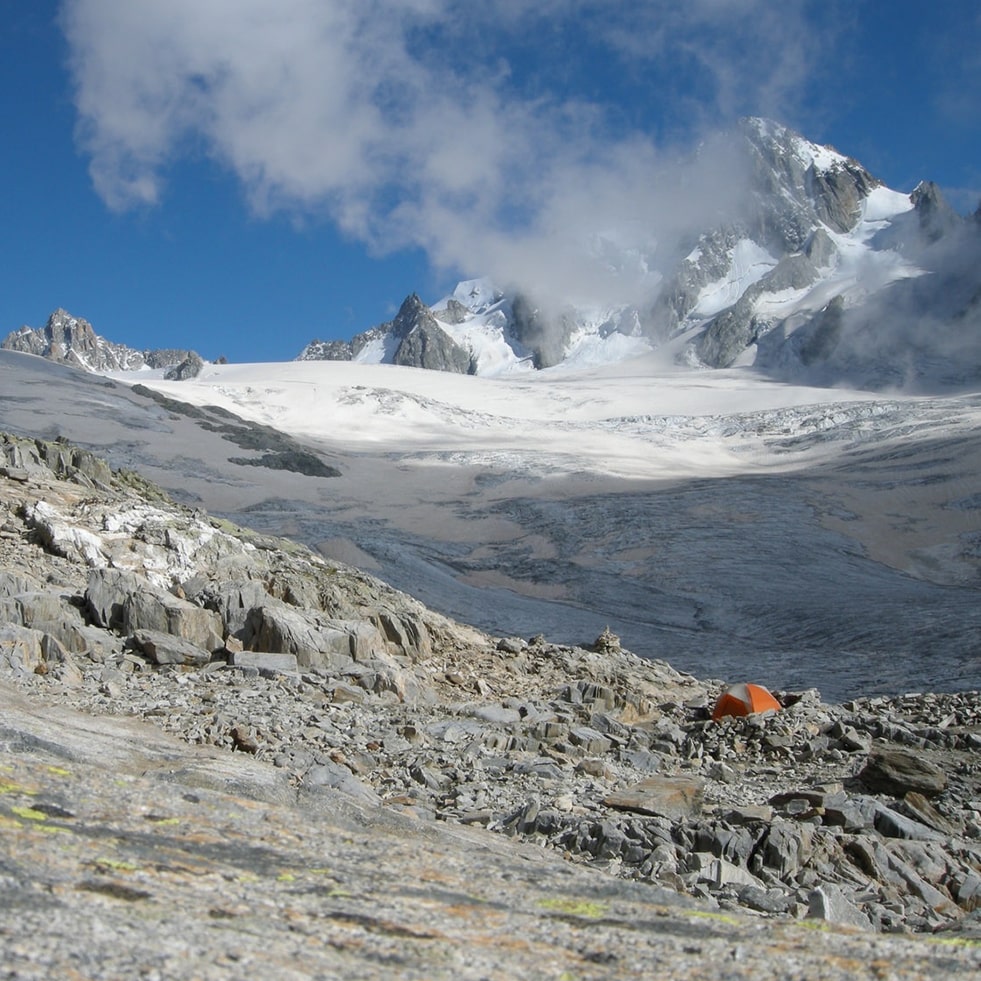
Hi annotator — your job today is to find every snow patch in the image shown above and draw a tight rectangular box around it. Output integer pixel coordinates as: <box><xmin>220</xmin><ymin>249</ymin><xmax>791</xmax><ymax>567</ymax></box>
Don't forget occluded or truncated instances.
<box><xmin>351</xmin><ymin>334</ymin><xmax>393</xmax><ymax>365</ymax></box>
<box><xmin>440</xmin><ymin>278</ymin><xmax>505</xmax><ymax>316</ymax></box>
<box><xmin>694</xmin><ymin>240</ymin><xmax>777</xmax><ymax>317</ymax></box>
<box><xmin>553</xmin><ymin>331</ymin><xmax>653</xmax><ymax>371</ymax></box>
<box><xmin>862</xmin><ymin>185</ymin><xmax>914</xmax><ymax>223</ymax></box>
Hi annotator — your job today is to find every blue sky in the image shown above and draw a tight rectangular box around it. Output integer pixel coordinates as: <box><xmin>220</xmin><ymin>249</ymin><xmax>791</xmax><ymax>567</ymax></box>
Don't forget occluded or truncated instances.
<box><xmin>1</xmin><ymin>1</ymin><xmax>979</xmax><ymax>363</ymax></box>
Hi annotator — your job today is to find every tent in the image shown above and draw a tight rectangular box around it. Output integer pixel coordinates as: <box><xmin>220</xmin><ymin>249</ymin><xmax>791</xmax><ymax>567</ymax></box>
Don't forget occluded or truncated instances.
<box><xmin>712</xmin><ymin>682</ymin><xmax>781</xmax><ymax>722</ymax></box>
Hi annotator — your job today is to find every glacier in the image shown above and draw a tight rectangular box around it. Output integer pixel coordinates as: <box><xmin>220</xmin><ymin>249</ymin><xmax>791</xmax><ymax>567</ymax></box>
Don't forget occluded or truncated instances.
<box><xmin>5</xmin><ymin>348</ymin><xmax>978</xmax><ymax>703</ymax></box>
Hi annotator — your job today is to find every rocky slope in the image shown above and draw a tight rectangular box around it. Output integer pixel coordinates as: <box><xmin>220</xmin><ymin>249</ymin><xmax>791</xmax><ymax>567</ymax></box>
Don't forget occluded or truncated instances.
<box><xmin>1</xmin><ymin>308</ymin><xmax>203</xmax><ymax>376</ymax></box>
<box><xmin>2</xmin><ymin>429</ymin><xmax>981</xmax><ymax>975</ymax></box>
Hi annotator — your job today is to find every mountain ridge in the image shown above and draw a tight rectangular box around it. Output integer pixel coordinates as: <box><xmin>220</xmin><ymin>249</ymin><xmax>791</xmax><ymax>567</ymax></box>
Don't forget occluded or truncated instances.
<box><xmin>1</xmin><ymin>308</ymin><xmax>207</xmax><ymax>378</ymax></box>
<box><xmin>295</xmin><ymin>117</ymin><xmax>980</xmax><ymax>388</ymax></box>
<box><xmin>4</xmin><ymin>118</ymin><xmax>979</xmax><ymax>392</ymax></box>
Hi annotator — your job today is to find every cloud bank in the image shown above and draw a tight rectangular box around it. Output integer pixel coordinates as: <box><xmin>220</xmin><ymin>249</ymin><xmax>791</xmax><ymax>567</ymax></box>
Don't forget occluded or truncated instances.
<box><xmin>61</xmin><ymin>0</ymin><xmax>832</xmax><ymax>310</ymax></box>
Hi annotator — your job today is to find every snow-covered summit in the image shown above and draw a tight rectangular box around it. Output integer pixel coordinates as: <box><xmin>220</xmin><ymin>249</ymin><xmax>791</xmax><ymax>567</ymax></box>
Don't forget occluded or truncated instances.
<box><xmin>297</xmin><ymin>118</ymin><xmax>979</xmax><ymax>389</ymax></box>
<box><xmin>743</xmin><ymin>116</ymin><xmax>855</xmax><ymax>176</ymax></box>
<box><xmin>434</xmin><ymin>278</ymin><xmax>506</xmax><ymax>317</ymax></box>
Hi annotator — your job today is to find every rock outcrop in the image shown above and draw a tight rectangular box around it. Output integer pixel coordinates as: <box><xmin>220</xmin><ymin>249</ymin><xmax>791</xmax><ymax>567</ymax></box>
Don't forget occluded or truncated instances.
<box><xmin>164</xmin><ymin>350</ymin><xmax>204</xmax><ymax>380</ymax></box>
<box><xmin>298</xmin><ymin>294</ymin><xmax>475</xmax><ymax>374</ymax></box>
<box><xmin>390</xmin><ymin>294</ymin><xmax>473</xmax><ymax>373</ymax></box>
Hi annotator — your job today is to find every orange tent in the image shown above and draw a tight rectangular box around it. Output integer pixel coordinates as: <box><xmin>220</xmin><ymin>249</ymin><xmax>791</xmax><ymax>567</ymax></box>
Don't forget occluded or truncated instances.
<box><xmin>712</xmin><ymin>683</ymin><xmax>781</xmax><ymax>721</ymax></box>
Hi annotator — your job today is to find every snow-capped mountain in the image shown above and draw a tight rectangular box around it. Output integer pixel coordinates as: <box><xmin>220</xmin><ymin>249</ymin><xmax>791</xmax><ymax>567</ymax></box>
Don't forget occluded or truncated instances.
<box><xmin>6</xmin><ymin>119</ymin><xmax>977</xmax><ymax>391</ymax></box>
<box><xmin>1</xmin><ymin>309</ymin><xmax>204</xmax><ymax>377</ymax></box>
<box><xmin>297</xmin><ymin>118</ymin><xmax>981</xmax><ymax>389</ymax></box>
<box><xmin>296</xmin><ymin>279</ymin><xmax>666</xmax><ymax>377</ymax></box>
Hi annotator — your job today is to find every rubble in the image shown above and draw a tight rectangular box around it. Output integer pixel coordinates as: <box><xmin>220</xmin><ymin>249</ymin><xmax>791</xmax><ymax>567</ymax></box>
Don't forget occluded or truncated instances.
<box><xmin>1</xmin><ymin>430</ymin><xmax>980</xmax><ymax>940</ymax></box>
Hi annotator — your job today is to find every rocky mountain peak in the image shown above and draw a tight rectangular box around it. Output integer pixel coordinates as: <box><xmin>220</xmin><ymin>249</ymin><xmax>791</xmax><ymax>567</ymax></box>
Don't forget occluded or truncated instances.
<box><xmin>45</xmin><ymin>308</ymin><xmax>99</xmax><ymax>357</ymax></box>
<box><xmin>391</xmin><ymin>292</ymin><xmax>435</xmax><ymax>339</ymax></box>
<box><xmin>738</xmin><ymin>116</ymin><xmax>879</xmax><ymax>243</ymax></box>
<box><xmin>292</xmin><ymin>119</ymin><xmax>975</xmax><ymax>387</ymax></box>
<box><xmin>1</xmin><ymin>310</ymin><xmax>201</xmax><ymax>376</ymax></box>
<box><xmin>911</xmin><ymin>180</ymin><xmax>962</xmax><ymax>242</ymax></box>
<box><xmin>1</xmin><ymin>309</ymin><xmax>100</xmax><ymax>364</ymax></box>
<box><xmin>389</xmin><ymin>293</ymin><xmax>473</xmax><ymax>373</ymax></box>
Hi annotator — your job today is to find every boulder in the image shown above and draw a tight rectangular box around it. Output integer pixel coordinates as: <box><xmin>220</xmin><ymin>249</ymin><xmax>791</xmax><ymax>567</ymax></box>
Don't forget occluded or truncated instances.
<box><xmin>0</xmin><ymin>624</ymin><xmax>45</xmax><ymax>676</ymax></box>
<box><xmin>302</xmin><ymin>760</ymin><xmax>381</xmax><ymax>806</ymax></box>
<box><xmin>371</xmin><ymin>609</ymin><xmax>432</xmax><ymax>660</ymax></box>
<box><xmin>243</xmin><ymin>605</ymin><xmax>383</xmax><ymax>668</ymax></box>
<box><xmin>898</xmin><ymin>792</ymin><xmax>962</xmax><ymax>837</ymax></box>
<box><xmin>873</xmin><ymin>803</ymin><xmax>946</xmax><ymax>842</ymax></box>
<box><xmin>957</xmin><ymin>874</ymin><xmax>981</xmax><ymax>912</ymax></box>
<box><xmin>859</xmin><ymin>747</ymin><xmax>947</xmax><ymax>798</ymax></box>
<box><xmin>700</xmin><ymin>857</ymin><xmax>765</xmax><ymax>891</ymax></box>
<box><xmin>86</xmin><ymin>569</ymin><xmax>223</xmax><ymax>652</ymax></box>
<box><xmin>569</xmin><ymin>726</ymin><xmax>614</xmax><ymax>755</ymax></box>
<box><xmin>38</xmin><ymin>633</ymin><xmax>83</xmax><ymax>684</ymax></box>
<box><xmin>130</xmin><ymin>629</ymin><xmax>212</xmax><ymax>667</ymax></box>
<box><xmin>603</xmin><ymin>776</ymin><xmax>704</xmax><ymax>821</ymax></box>
<box><xmin>6</xmin><ymin>591</ymin><xmax>96</xmax><ymax>653</ymax></box>
<box><xmin>196</xmin><ymin>579</ymin><xmax>274</xmax><ymax>637</ymax></box>
<box><xmin>0</xmin><ymin>624</ymin><xmax>82</xmax><ymax>683</ymax></box>
<box><xmin>807</xmin><ymin>884</ymin><xmax>872</xmax><ymax>931</ymax></box>
<box><xmin>756</xmin><ymin>821</ymin><xmax>815</xmax><ymax>878</ymax></box>
<box><xmin>10</xmin><ymin>590</ymin><xmax>79</xmax><ymax>627</ymax></box>
<box><xmin>885</xmin><ymin>849</ymin><xmax>959</xmax><ymax>916</ymax></box>
<box><xmin>230</xmin><ymin>651</ymin><xmax>299</xmax><ymax>676</ymax></box>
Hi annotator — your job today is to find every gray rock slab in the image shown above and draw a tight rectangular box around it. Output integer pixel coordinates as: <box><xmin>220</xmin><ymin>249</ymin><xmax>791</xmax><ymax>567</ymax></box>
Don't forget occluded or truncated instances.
<box><xmin>0</xmin><ymin>681</ymin><xmax>294</xmax><ymax>805</ymax></box>
<box><xmin>87</xmin><ymin>568</ymin><xmax>223</xmax><ymax>652</ymax></box>
<box><xmin>131</xmin><ymin>629</ymin><xmax>212</xmax><ymax>667</ymax></box>
<box><xmin>0</xmin><ymin>623</ymin><xmax>45</xmax><ymax>677</ymax></box>
<box><xmin>604</xmin><ymin>775</ymin><xmax>705</xmax><ymax>821</ymax></box>
<box><xmin>245</xmin><ymin>604</ymin><xmax>383</xmax><ymax>668</ymax></box>
<box><xmin>897</xmin><ymin>792</ymin><xmax>963</xmax><ymax>837</ymax></box>
<box><xmin>859</xmin><ymin>746</ymin><xmax>947</xmax><ymax>797</ymax></box>
<box><xmin>230</xmin><ymin>651</ymin><xmax>299</xmax><ymax>675</ymax></box>
<box><xmin>462</xmin><ymin>703</ymin><xmax>522</xmax><ymax>725</ymax></box>
<box><xmin>302</xmin><ymin>760</ymin><xmax>381</xmax><ymax>806</ymax></box>
<box><xmin>808</xmin><ymin>884</ymin><xmax>872</xmax><ymax>931</ymax></box>
<box><xmin>873</xmin><ymin>803</ymin><xmax>946</xmax><ymax>842</ymax></box>
<box><xmin>702</xmin><ymin>857</ymin><xmax>766</xmax><ymax>890</ymax></box>
<box><xmin>4</xmin><ymin>688</ymin><xmax>976</xmax><ymax>979</ymax></box>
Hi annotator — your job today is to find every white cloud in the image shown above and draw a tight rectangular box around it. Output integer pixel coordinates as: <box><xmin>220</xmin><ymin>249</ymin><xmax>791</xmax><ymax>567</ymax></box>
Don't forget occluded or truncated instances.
<box><xmin>60</xmin><ymin>0</ymin><xmax>836</xmax><ymax>309</ymax></box>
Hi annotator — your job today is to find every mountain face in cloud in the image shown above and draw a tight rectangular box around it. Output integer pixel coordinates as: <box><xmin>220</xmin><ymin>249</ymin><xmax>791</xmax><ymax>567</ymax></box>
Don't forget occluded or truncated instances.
<box><xmin>758</xmin><ymin>197</ymin><xmax>981</xmax><ymax>390</ymax></box>
<box><xmin>298</xmin><ymin>118</ymin><xmax>981</xmax><ymax>390</ymax></box>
